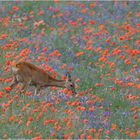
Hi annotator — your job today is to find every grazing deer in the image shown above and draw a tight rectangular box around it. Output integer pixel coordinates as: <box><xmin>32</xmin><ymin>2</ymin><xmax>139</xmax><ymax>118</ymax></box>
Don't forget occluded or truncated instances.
<box><xmin>10</xmin><ymin>62</ymin><xmax>76</xmax><ymax>95</ymax></box>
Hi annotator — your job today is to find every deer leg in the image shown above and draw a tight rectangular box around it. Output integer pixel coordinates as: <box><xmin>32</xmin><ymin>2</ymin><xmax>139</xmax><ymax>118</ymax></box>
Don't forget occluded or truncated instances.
<box><xmin>9</xmin><ymin>75</ymin><xmax>18</xmax><ymax>90</ymax></box>
<box><xmin>34</xmin><ymin>86</ymin><xmax>41</xmax><ymax>96</ymax></box>
<box><xmin>20</xmin><ymin>82</ymin><xmax>28</xmax><ymax>94</ymax></box>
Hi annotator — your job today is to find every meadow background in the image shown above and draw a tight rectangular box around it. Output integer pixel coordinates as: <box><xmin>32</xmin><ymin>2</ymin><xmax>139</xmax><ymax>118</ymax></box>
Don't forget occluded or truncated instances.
<box><xmin>0</xmin><ymin>1</ymin><xmax>140</xmax><ymax>139</ymax></box>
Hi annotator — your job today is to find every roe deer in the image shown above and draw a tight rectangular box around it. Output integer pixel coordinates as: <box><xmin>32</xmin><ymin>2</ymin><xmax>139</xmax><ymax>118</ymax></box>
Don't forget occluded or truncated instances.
<box><xmin>10</xmin><ymin>62</ymin><xmax>76</xmax><ymax>95</ymax></box>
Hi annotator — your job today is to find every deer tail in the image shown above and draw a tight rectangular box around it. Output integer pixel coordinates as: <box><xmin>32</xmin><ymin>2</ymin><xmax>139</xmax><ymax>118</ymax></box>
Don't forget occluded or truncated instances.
<box><xmin>12</xmin><ymin>66</ymin><xmax>19</xmax><ymax>73</ymax></box>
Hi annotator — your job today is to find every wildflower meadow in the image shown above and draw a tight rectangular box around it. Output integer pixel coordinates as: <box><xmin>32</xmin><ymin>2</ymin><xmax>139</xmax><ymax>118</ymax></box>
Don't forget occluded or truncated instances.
<box><xmin>0</xmin><ymin>1</ymin><xmax>140</xmax><ymax>139</ymax></box>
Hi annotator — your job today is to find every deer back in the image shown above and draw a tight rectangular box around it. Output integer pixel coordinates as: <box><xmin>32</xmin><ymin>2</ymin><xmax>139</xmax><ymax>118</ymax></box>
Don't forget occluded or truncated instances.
<box><xmin>12</xmin><ymin>62</ymin><xmax>50</xmax><ymax>85</ymax></box>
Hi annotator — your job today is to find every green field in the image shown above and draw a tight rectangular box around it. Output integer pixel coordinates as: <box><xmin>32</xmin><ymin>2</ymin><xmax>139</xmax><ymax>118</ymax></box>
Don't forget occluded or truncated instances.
<box><xmin>0</xmin><ymin>1</ymin><xmax>140</xmax><ymax>139</ymax></box>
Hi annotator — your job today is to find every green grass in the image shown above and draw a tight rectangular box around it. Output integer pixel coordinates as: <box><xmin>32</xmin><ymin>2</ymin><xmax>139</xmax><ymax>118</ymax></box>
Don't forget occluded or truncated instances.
<box><xmin>0</xmin><ymin>1</ymin><xmax>140</xmax><ymax>139</ymax></box>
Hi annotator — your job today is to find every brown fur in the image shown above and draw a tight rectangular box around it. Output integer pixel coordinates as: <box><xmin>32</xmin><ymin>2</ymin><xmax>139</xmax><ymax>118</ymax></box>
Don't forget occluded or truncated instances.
<box><xmin>10</xmin><ymin>62</ymin><xmax>76</xmax><ymax>95</ymax></box>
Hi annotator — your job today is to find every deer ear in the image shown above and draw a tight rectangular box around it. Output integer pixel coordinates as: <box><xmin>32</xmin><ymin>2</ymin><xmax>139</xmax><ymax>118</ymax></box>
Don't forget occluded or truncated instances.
<box><xmin>66</xmin><ymin>72</ymin><xmax>72</xmax><ymax>81</ymax></box>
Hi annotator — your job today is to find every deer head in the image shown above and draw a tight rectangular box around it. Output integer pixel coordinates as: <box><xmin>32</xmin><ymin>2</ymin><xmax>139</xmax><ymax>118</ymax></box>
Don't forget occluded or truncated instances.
<box><xmin>65</xmin><ymin>72</ymin><xmax>76</xmax><ymax>94</ymax></box>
